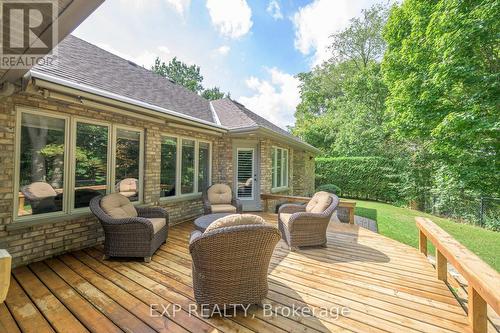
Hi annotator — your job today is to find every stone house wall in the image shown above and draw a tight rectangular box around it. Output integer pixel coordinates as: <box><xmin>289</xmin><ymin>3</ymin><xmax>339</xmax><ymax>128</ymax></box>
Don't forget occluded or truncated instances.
<box><xmin>0</xmin><ymin>90</ymin><xmax>316</xmax><ymax>267</ymax></box>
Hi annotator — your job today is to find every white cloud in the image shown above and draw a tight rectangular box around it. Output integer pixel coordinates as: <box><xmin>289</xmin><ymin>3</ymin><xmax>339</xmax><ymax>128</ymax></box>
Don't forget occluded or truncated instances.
<box><xmin>292</xmin><ymin>0</ymin><xmax>375</xmax><ymax>67</ymax></box>
<box><xmin>206</xmin><ymin>0</ymin><xmax>253</xmax><ymax>39</ymax></box>
<box><xmin>266</xmin><ymin>0</ymin><xmax>283</xmax><ymax>20</ymax></box>
<box><xmin>158</xmin><ymin>46</ymin><xmax>171</xmax><ymax>54</ymax></box>
<box><xmin>164</xmin><ymin>0</ymin><xmax>191</xmax><ymax>16</ymax></box>
<box><xmin>238</xmin><ymin>68</ymin><xmax>300</xmax><ymax>129</ymax></box>
<box><xmin>214</xmin><ymin>45</ymin><xmax>231</xmax><ymax>56</ymax></box>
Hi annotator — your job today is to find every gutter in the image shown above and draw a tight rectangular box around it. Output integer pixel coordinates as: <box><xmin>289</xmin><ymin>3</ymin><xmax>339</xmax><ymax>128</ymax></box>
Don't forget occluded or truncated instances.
<box><xmin>30</xmin><ymin>70</ymin><xmax>228</xmax><ymax>133</ymax></box>
<box><xmin>229</xmin><ymin>126</ymin><xmax>321</xmax><ymax>154</ymax></box>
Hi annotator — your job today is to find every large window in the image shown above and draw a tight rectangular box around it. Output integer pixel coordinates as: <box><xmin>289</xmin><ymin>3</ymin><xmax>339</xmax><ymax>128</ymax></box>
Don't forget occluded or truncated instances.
<box><xmin>160</xmin><ymin>137</ymin><xmax>177</xmax><ymax>197</ymax></box>
<box><xmin>18</xmin><ymin>113</ymin><xmax>66</xmax><ymax>216</ymax></box>
<box><xmin>74</xmin><ymin>122</ymin><xmax>109</xmax><ymax>208</ymax></box>
<box><xmin>115</xmin><ymin>128</ymin><xmax>141</xmax><ymax>202</ymax></box>
<box><xmin>272</xmin><ymin>147</ymin><xmax>289</xmax><ymax>189</ymax></box>
<box><xmin>160</xmin><ymin>136</ymin><xmax>211</xmax><ymax>199</ymax></box>
<box><xmin>15</xmin><ymin>109</ymin><xmax>144</xmax><ymax>220</ymax></box>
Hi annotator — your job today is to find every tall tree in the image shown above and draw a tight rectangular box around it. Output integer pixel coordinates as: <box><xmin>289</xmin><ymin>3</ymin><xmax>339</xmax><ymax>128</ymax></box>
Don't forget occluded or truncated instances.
<box><xmin>201</xmin><ymin>86</ymin><xmax>230</xmax><ymax>100</ymax></box>
<box><xmin>293</xmin><ymin>3</ymin><xmax>391</xmax><ymax>156</ymax></box>
<box><xmin>382</xmin><ymin>0</ymin><xmax>499</xmax><ymax>198</ymax></box>
<box><xmin>329</xmin><ymin>3</ymin><xmax>389</xmax><ymax>69</ymax></box>
<box><xmin>152</xmin><ymin>57</ymin><xmax>204</xmax><ymax>93</ymax></box>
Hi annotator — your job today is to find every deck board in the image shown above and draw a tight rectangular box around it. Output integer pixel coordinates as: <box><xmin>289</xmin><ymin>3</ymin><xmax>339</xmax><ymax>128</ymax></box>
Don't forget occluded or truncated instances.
<box><xmin>4</xmin><ymin>212</ymin><xmax>475</xmax><ymax>333</ymax></box>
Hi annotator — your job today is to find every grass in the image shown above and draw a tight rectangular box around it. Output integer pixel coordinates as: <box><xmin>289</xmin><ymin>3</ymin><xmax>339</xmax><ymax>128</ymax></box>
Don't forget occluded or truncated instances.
<box><xmin>353</xmin><ymin>199</ymin><xmax>500</xmax><ymax>272</ymax></box>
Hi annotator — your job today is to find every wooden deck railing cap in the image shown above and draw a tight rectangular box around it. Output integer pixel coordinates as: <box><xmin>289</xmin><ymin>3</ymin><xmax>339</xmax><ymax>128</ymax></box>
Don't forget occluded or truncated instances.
<box><xmin>416</xmin><ymin>216</ymin><xmax>500</xmax><ymax>329</ymax></box>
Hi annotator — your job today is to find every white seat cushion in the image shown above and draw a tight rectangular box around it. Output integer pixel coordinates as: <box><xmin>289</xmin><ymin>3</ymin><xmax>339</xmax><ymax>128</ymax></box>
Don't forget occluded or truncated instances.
<box><xmin>306</xmin><ymin>192</ymin><xmax>332</xmax><ymax>214</ymax></box>
<box><xmin>211</xmin><ymin>204</ymin><xmax>237</xmax><ymax>213</ymax></box>
<box><xmin>205</xmin><ymin>214</ymin><xmax>265</xmax><ymax>232</ymax></box>
<box><xmin>100</xmin><ymin>193</ymin><xmax>137</xmax><ymax>219</ymax></box>
<box><xmin>147</xmin><ymin>218</ymin><xmax>166</xmax><ymax>234</ymax></box>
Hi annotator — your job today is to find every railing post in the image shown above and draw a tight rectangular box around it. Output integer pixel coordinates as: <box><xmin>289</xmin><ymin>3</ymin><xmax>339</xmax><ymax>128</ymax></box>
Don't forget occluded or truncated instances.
<box><xmin>418</xmin><ymin>230</ymin><xmax>427</xmax><ymax>257</ymax></box>
<box><xmin>348</xmin><ymin>206</ymin><xmax>355</xmax><ymax>224</ymax></box>
<box><xmin>468</xmin><ymin>285</ymin><xmax>487</xmax><ymax>333</ymax></box>
<box><xmin>436</xmin><ymin>248</ymin><xmax>447</xmax><ymax>282</ymax></box>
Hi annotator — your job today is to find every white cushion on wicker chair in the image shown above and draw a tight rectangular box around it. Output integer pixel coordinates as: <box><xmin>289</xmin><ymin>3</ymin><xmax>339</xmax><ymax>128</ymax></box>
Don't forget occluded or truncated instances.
<box><xmin>205</xmin><ymin>214</ymin><xmax>265</xmax><ymax>232</ymax></box>
<box><xmin>207</xmin><ymin>184</ymin><xmax>232</xmax><ymax>204</ymax></box>
<box><xmin>100</xmin><ymin>193</ymin><xmax>137</xmax><ymax>219</ymax></box>
<box><xmin>147</xmin><ymin>218</ymin><xmax>166</xmax><ymax>234</ymax></box>
<box><xmin>306</xmin><ymin>192</ymin><xmax>332</xmax><ymax>214</ymax></box>
<box><xmin>210</xmin><ymin>204</ymin><xmax>237</xmax><ymax>213</ymax></box>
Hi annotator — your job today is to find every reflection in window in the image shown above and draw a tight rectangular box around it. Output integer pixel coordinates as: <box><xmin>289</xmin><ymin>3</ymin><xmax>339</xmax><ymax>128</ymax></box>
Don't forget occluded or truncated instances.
<box><xmin>198</xmin><ymin>142</ymin><xmax>210</xmax><ymax>192</ymax></box>
<box><xmin>272</xmin><ymin>147</ymin><xmax>289</xmax><ymax>189</ymax></box>
<box><xmin>115</xmin><ymin>129</ymin><xmax>140</xmax><ymax>201</ymax></box>
<box><xmin>18</xmin><ymin>113</ymin><xmax>65</xmax><ymax>216</ymax></box>
<box><xmin>74</xmin><ymin>123</ymin><xmax>108</xmax><ymax>208</ymax></box>
<box><xmin>160</xmin><ymin>136</ymin><xmax>177</xmax><ymax>197</ymax></box>
<box><xmin>181</xmin><ymin>139</ymin><xmax>195</xmax><ymax>194</ymax></box>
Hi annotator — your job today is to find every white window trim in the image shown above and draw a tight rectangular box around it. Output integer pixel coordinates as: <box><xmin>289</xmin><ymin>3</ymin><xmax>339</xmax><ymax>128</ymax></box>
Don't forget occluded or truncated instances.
<box><xmin>236</xmin><ymin>147</ymin><xmax>255</xmax><ymax>201</ymax></box>
<box><xmin>159</xmin><ymin>134</ymin><xmax>212</xmax><ymax>201</ymax></box>
<box><xmin>272</xmin><ymin>146</ymin><xmax>289</xmax><ymax>191</ymax></box>
<box><xmin>13</xmin><ymin>107</ymin><xmax>145</xmax><ymax>222</ymax></box>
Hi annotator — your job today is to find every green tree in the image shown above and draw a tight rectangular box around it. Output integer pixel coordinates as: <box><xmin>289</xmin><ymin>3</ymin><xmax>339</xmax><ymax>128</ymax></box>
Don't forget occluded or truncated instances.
<box><xmin>293</xmin><ymin>3</ymin><xmax>391</xmax><ymax>157</ymax></box>
<box><xmin>382</xmin><ymin>0</ymin><xmax>499</xmax><ymax>199</ymax></box>
<box><xmin>201</xmin><ymin>86</ymin><xmax>231</xmax><ymax>100</ymax></box>
<box><xmin>152</xmin><ymin>57</ymin><xmax>204</xmax><ymax>93</ymax></box>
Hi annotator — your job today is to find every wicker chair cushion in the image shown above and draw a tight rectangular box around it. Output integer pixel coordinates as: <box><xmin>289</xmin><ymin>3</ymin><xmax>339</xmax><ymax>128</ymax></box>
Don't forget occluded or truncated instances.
<box><xmin>117</xmin><ymin>178</ymin><xmax>137</xmax><ymax>192</ymax></box>
<box><xmin>207</xmin><ymin>184</ymin><xmax>232</xmax><ymax>204</ymax></box>
<box><xmin>210</xmin><ymin>204</ymin><xmax>237</xmax><ymax>213</ymax></box>
<box><xmin>147</xmin><ymin>218</ymin><xmax>166</xmax><ymax>234</ymax></box>
<box><xmin>23</xmin><ymin>182</ymin><xmax>57</xmax><ymax>199</ymax></box>
<box><xmin>100</xmin><ymin>193</ymin><xmax>138</xmax><ymax>219</ymax></box>
<box><xmin>205</xmin><ymin>214</ymin><xmax>265</xmax><ymax>232</ymax></box>
<box><xmin>279</xmin><ymin>213</ymin><xmax>292</xmax><ymax>227</ymax></box>
<box><xmin>306</xmin><ymin>191</ymin><xmax>332</xmax><ymax>214</ymax></box>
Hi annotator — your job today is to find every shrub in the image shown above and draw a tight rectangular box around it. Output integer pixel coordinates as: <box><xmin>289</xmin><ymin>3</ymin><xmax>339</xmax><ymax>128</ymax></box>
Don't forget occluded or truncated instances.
<box><xmin>317</xmin><ymin>184</ymin><xmax>341</xmax><ymax>195</ymax></box>
<box><xmin>315</xmin><ymin>157</ymin><xmax>400</xmax><ymax>202</ymax></box>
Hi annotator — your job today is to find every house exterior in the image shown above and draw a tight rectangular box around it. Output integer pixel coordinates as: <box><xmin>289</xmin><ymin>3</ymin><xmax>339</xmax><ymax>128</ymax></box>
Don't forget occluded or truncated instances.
<box><xmin>0</xmin><ymin>35</ymin><xmax>318</xmax><ymax>267</ymax></box>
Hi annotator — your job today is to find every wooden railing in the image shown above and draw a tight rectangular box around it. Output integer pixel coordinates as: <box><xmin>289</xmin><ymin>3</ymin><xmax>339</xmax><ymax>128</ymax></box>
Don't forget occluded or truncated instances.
<box><xmin>260</xmin><ymin>194</ymin><xmax>356</xmax><ymax>224</ymax></box>
<box><xmin>416</xmin><ymin>217</ymin><xmax>500</xmax><ymax>333</ymax></box>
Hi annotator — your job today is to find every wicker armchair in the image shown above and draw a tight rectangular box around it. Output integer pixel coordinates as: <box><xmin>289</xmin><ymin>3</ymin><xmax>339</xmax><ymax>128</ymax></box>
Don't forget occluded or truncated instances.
<box><xmin>189</xmin><ymin>214</ymin><xmax>280</xmax><ymax>310</ymax></box>
<box><xmin>202</xmin><ymin>184</ymin><xmax>242</xmax><ymax>214</ymax></box>
<box><xmin>90</xmin><ymin>194</ymin><xmax>168</xmax><ymax>262</ymax></box>
<box><xmin>278</xmin><ymin>192</ymin><xmax>339</xmax><ymax>250</ymax></box>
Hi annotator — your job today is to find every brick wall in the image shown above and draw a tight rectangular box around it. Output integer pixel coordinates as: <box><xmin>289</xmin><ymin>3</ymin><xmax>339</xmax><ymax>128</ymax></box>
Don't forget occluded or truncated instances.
<box><xmin>0</xmin><ymin>89</ymin><xmax>317</xmax><ymax>267</ymax></box>
<box><xmin>0</xmin><ymin>91</ymin><xmax>224</xmax><ymax>267</ymax></box>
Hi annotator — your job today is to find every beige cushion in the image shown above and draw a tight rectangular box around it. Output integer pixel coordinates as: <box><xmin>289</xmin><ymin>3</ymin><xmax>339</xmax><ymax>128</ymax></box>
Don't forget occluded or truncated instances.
<box><xmin>118</xmin><ymin>178</ymin><xmax>137</xmax><ymax>192</ymax></box>
<box><xmin>306</xmin><ymin>191</ymin><xmax>332</xmax><ymax>214</ymax></box>
<box><xmin>100</xmin><ymin>193</ymin><xmax>137</xmax><ymax>219</ymax></box>
<box><xmin>119</xmin><ymin>191</ymin><xmax>137</xmax><ymax>198</ymax></box>
<box><xmin>24</xmin><ymin>182</ymin><xmax>57</xmax><ymax>199</ymax></box>
<box><xmin>205</xmin><ymin>214</ymin><xmax>265</xmax><ymax>232</ymax></box>
<box><xmin>207</xmin><ymin>184</ymin><xmax>232</xmax><ymax>204</ymax></box>
<box><xmin>147</xmin><ymin>218</ymin><xmax>166</xmax><ymax>234</ymax></box>
<box><xmin>280</xmin><ymin>213</ymin><xmax>292</xmax><ymax>227</ymax></box>
<box><xmin>211</xmin><ymin>204</ymin><xmax>237</xmax><ymax>213</ymax></box>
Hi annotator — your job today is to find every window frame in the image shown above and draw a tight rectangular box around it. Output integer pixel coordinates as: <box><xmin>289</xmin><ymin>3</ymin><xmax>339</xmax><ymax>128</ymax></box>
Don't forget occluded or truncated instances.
<box><xmin>159</xmin><ymin>133</ymin><xmax>212</xmax><ymax>201</ymax></box>
<box><xmin>272</xmin><ymin>146</ymin><xmax>289</xmax><ymax>191</ymax></box>
<box><xmin>13</xmin><ymin>107</ymin><xmax>145</xmax><ymax>222</ymax></box>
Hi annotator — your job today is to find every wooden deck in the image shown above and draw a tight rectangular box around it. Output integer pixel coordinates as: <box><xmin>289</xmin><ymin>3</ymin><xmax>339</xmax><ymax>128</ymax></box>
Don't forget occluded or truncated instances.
<box><xmin>1</xmin><ymin>213</ymin><xmax>474</xmax><ymax>333</ymax></box>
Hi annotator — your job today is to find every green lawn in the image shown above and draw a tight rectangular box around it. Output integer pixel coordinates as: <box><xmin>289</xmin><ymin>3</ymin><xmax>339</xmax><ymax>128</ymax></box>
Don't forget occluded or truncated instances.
<box><xmin>353</xmin><ymin>199</ymin><xmax>500</xmax><ymax>272</ymax></box>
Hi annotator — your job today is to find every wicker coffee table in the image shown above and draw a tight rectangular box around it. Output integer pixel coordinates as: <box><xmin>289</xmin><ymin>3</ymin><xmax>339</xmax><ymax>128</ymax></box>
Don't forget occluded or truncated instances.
<box><xmin>193</xmin><ymin>213</ymin><xmax>234</xmax><ymax>232</ymax></box>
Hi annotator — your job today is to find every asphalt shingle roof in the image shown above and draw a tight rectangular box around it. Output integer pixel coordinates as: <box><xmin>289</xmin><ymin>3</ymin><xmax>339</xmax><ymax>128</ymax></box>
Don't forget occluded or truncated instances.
<box><xmin>211</xmin><ymin>98</ymin><xmax>297</xmax><ymax>139</ymax></box>
<box><xmin>33</xmin><ymin>35</ymin><xmax>214</xmax><ymax>123</ymax></box>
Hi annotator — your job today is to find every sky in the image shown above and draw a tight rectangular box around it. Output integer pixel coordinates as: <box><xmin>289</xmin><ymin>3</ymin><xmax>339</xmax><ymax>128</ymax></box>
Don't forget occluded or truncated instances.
<box><xmin>73</xmin><ymin>0</ymin><xmax>383</xmax><ymax>129</ymax></box>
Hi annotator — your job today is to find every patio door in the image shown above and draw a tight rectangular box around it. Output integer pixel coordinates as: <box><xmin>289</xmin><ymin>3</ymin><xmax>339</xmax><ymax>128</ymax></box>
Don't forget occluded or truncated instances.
<box><xmin>235</xmin><ymin>144</ymin><xmax>260</xmax><ymax>211</ymax></box>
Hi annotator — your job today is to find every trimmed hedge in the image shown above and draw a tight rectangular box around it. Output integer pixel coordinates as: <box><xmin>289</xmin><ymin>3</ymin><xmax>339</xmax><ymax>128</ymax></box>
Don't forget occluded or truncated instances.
<box><xmin>315</xmin><ymin>157</ymin><xmax>400</xmax><ymax>202</ymax></box>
